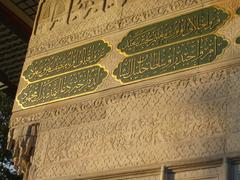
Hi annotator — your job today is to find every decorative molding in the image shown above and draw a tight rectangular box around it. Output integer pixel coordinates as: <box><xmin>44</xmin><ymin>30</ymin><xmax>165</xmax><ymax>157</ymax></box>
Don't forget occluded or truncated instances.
<box><xmin>8</xmin><ymin>63</ymin><xmax>240</xmax><ymax>178</ymax></box>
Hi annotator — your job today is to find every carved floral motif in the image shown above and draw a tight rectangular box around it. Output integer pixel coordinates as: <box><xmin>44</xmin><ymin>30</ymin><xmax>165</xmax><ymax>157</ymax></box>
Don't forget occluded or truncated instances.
<box><xmin>9</xmin><ymin>63</ymin><xmax>240</xmax><ymax>178</ymax></box>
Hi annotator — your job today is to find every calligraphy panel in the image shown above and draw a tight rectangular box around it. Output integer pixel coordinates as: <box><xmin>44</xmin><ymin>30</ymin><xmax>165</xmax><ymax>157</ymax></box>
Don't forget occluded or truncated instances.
<box><xmin>23</xmin><ymin>40</ymin><xmax>111</xmax><ymax>82</ymax></box>
<box><xmin>113</xmin><ymin>34</ymin><xmax>228</xmax><ymax>83</ymax></box>
<box><xmin>18</xmin><ymin>65</ymin><xmax>108</xmax><ymax>108</ymax></box>
<box><xmin>118</xmin><ymin>6</ymin><xmax>229</xmax><ymax>55</ymax></box>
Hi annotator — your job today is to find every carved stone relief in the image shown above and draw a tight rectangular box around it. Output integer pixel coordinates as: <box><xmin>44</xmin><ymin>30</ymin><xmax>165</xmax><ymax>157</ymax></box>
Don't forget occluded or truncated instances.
<box><xmin>8</xmin><ymin>63</ymin><xmax>240</xmax><ymax>179</ymax></box>
<box><xmin>28</xmin><ymin>0</ymin><xmax>214</xmax><ymax>57</ymax></box>
<box><xmin>36</xmin><ymin>0</ymin><xmax>69</xmax><ymax>33</ymax></box>
<box><xmin>16</xmin><ymin>2</ymin><xmax>239</xmax><ymax>111</ymax></box>
<box><xmin>8</xmin><ymin>0</ymin><xmax>240</xmax><ymax>179</ymax></box>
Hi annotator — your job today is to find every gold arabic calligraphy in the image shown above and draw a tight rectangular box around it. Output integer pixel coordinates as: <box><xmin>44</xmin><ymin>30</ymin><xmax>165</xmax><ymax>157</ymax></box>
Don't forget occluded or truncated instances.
<box><xmin>18</xmin><ymin>66</ymin><xmax>108</xmax><ymax>108</ymax></box>
<box><xmin>23</xmin><ymin>40</ymin><xmax>110</xmax><ymax>82</ymax></box>
<box><xmin>114</xmin><ymin>34</ymin><xmax>228</xmax><ymax>83</ymax></box>
<box><xmin>117</xmin><ymin>6</ymin><xmax>229</xmax><ymax>55</ymax></box>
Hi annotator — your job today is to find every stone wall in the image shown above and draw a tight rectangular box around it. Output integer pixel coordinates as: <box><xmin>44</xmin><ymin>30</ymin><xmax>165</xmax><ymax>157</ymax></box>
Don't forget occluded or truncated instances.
<box><xmin>7</xmin><ymin>0</ymin><xmax>240</xmax><ymax>179</ymax></box>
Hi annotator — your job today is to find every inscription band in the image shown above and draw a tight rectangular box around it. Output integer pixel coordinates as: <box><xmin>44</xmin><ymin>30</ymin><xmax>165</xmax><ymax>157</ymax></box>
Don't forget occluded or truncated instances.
<box><xmin>114</xmin><ymin>34</ymin><xmax>228</xmax><ymax>83</ymax></box>
<box><xmin>18</xmin><ymin>65</ymin><xmax>108</xmax><ymax>108</ymax></box>
<box><xmin>118</xmin><ymin>6</ymin><xmax>229</xmax><ymax>55</ymax></box>
<box><xmin>23</xmin><ymin>40</ymin><xmax>111</xmax><ymax>82</ymax></box>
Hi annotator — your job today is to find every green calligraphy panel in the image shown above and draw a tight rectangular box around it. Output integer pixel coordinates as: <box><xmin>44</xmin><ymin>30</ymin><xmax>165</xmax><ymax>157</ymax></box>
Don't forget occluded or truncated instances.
<box><xmin>18</xmin><ymin>65</ymin><xmax>107</xmax><ymax>108</ymax></box>
<box><xmin>118</xmin><ymin>6</ymin><xmax>229</xmax><ymax>55</ymax></box>
<box><xmin>23</xmin><ymin>40</ymin><xmax>111</xmax><ymax>82</ymax></box>
<box><xmin>114</xmin><ymin>34</ymin><xmax>228</xmax><ymax>83</ymax></box>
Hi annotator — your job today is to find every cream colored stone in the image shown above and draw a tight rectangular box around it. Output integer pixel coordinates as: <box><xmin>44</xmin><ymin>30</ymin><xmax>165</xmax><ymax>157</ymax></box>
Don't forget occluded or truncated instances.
<box><xmin>8</xmin><ymin>0</ymin><xmax>240</xmax><ymax>179</ymax></box>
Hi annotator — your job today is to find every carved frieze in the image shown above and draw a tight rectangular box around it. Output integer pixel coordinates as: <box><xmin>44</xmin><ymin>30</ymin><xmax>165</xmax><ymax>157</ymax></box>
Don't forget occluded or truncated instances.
<box><xmin>28</xmin><ymin>0</ymin><xmax>205</xmax><ymax>57</ymax></box>
<box><xmin>9</xmin><ymin>63</ymin><xmax>240</xmax><ymax>179</ymax></box>
<box><xmin>8</xmin><ymin>0</ymin><xmax>240</xmax><ymax>179</ymax></box>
